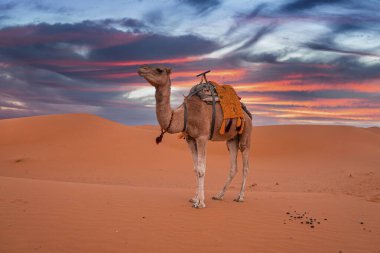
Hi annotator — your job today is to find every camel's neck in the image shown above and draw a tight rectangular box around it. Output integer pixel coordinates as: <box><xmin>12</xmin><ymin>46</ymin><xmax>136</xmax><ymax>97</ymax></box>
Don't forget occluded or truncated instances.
<box><xmin>155</xmin><ymin>78</ymin><xmax>184</xmax><ymax>133</ymax></box>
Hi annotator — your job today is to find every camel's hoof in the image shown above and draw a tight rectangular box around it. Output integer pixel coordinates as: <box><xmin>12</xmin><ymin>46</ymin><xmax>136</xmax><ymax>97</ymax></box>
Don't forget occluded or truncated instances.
<box><xmin>212</xmin><ymin>196</ymin><xmax>223</xmax><ymax>201</ymax></box>
<box><xmin>233</xmin><ymin>197</ymin><xmax>244</xmax><ymax>202</ymax></box>
<box><xmin>192</xmin><ymin>201</ymin><xmax>206</xmax><ymax>209</ymax></box>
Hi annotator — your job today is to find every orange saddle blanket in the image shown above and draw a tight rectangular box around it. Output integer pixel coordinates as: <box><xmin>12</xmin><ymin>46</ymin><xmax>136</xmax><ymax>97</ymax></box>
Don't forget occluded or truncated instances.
<box><xmin>209</xmin><ymin>81</ymin><xmax>245</xmax><ymax>135</ymax></box>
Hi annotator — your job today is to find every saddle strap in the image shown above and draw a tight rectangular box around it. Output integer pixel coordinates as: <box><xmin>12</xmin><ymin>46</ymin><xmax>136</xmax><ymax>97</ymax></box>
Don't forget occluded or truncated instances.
<box><xmin>209</xmin><ymin>86</ymin><xmax>216</xmax><ymax>140</ymax></box>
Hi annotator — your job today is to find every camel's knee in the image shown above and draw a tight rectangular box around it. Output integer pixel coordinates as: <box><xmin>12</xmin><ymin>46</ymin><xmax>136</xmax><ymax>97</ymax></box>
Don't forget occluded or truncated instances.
<box><xmin>230</xmin><ymin>167</ymin><xmax>237</xmax><ymax>177</ymax></box>
<box><xmin>197</xmin><ymin>170</ymin><xmax>205</xmax><ymax>178</ymax></box>
<box><xmin>194</xmin><ymin>169</ymin><xmax>205</xmax><ymax>177</ymax></box>
<box><xmin>238</xmin><ymin>133</ymin><xmax>251</xmax><ymax>152</ymax></box>
<box><xmin>239</xmin><ymin>143</ymin><xmax>248</xmax><ymax>152</ymax></box>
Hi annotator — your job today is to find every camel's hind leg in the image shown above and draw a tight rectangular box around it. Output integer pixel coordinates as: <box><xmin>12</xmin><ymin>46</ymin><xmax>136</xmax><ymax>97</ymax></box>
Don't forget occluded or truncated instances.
<box><xmin>212</xmin><ymin>136</ymin><xmax>239</xmax><ymax>200</ymax></box>
<box><xmin>234</xmin><ymin>147</ymin><xmax>250</xmax><ymax>202</ymax></box>
<box><xmin>186</xmin><ymin>137</ymin><xmax>199</xmax><ymax>203</ymax></box>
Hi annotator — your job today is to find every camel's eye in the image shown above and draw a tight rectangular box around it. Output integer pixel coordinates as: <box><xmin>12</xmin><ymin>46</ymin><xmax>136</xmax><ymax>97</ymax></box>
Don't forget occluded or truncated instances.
<box><xmin>156</xmin><ymin>68</ymin><xmax>163</xmax><ymax>74</ymax></box>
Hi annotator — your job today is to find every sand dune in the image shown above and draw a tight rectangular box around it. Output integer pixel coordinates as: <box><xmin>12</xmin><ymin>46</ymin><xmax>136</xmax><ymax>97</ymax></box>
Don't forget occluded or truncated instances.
<box><xmin>1</xmin><ymin>114</ymin><xmax>379</xmax><ymax>252</ymax></box>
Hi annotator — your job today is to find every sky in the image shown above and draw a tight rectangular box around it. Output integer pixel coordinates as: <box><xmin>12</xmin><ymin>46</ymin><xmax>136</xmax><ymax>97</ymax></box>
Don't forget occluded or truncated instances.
<box><xmin>0</xmin><ymin>0</ymin><xmax>379</xmax><ymax>126</ymax></box>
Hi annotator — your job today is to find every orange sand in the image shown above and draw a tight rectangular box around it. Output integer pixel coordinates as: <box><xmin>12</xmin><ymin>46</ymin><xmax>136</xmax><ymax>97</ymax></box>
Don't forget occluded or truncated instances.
<box><xmin>1</xmin><ymin>114</ymin><xmax>379</xmax><ymax>252</ymax></box>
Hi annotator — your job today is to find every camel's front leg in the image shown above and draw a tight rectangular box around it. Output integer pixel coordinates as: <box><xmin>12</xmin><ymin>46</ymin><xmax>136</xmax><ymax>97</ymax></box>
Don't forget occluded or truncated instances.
<box><xmin>212</xmin><ymin>137</ymin><xmax>238</xmax><ymax>200</ymax></box>
<box><xmin>186</xmin><ymin>137</ymin><xmax>198</xmax><ymax>203</ymax></box>
<box><xmin>234</xmin><ymin>147</ymin><xmax>250</xmax><ymax>202</ymax></box>
<box><xmin>193</xmin><ymin>136</ymin><xmax>208</xmax><ymax>208</ymax></box>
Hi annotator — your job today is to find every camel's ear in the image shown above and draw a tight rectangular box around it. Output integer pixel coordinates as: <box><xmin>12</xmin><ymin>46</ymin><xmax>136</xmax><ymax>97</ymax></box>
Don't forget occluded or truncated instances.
<box><xmin>165</xmin><ymin>67</ymin><xmax>171</xmax><ymax>74</ymax></box>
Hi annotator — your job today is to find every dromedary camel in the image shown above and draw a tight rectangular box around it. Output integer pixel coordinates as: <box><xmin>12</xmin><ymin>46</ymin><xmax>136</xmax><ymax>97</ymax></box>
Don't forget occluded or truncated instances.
<box><xmin>138</xmin><ymin>65</ymin><xmax>252</xmax><ymax>208</ymax></box>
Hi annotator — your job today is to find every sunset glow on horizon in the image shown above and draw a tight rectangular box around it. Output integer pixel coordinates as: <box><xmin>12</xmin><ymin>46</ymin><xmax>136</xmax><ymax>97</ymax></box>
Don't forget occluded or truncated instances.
<box><xmin>0</xmin><ymin>0</ymin><xmax>379</xmax><ymax>126</ymax></box>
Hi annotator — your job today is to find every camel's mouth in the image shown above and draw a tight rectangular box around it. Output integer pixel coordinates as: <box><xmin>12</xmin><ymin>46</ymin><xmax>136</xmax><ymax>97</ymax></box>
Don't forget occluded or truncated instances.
<box><xmin>137</xmin><ymin>69</ymin><xmax>145</xmax><ymax>77</ymax></box>
<box><xmin>138</xmin><ymin>66</ymin><xmax>150</xmax><ymax>77</ymax></box>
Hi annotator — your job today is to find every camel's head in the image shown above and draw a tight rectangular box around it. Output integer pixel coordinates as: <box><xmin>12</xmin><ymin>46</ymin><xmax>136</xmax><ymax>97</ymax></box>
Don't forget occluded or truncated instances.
<box><xmin>138</xmin><ymin>65</ymin><xmax>172</xmax><ymax>88</ymax></box>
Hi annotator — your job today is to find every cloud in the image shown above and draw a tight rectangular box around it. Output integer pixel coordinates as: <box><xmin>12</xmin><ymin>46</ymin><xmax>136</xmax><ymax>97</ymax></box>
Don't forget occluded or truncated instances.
<box><xmin>242</xmin><ymin>52</ymin><xmax>282</xmax><ymax>64</ymax></box>
<box><xmin>180</xmin><ymin>0</ymin><xmax>221</xmax><ymax>13</ymax></box>
<box><xmin>281</xmin><ymin>0</ymin><xmax>348</xmax><ymax>12</ymax></box>
<box><xmin>224</xmin><ymin>3</ymin><xmax>269</xmax><ymax>40</ymax></box>
<box><xmin>243</xmin><ymin>3</ymin><xmax>267</xmax><ymax>20</ymax></box>
<box><xmin>0</xmin><ymin>20</ymin><xmax>219</xmax><ymax>62</ymax></box>
<box><xmin>0</xmin><ymin>1</ymin><xmax>17</xmax><ymax>11</ymax></box>
<box><xmin>0</xmin><ymin>15</ymin><xmax>10</xmax><ymax>22</ymax></box>
<box><xmin>1</xmin><ymin>2</ymin><xmax>379</xmax><ymax>127</ymax></box>
<box><xmin>223</xmin><ymin>23</ymin><xmax>277</xmax><ymax>58</ymax></box>
<box><xmin>0</xmin><ymin>20</ymin><xmax>220</xmax><ymax>88</ymax></box>
<box><xmin>98</xmin><ymin>18</ymin><xmax>149</xmax><ymax>33</ymax></box>
<box><xmin>0</xmin><ymin>21</ymin><xmax>139</xmax><ymax>49</ymax></box>
<box><xmin>28</xmin><ymin>1</ymin><xmax>72</xmax><ymax>14</ymax></box>
<box><xmin>0</xmin><ymin>19</ymin><xmax>221</xmax><ymax>124</ymax></box>
<box><xmin>305</xmin><ymin>42</ymin><xmax>380</xmax><ymax>57</ymax></box>
<box><xmin>89</xmin><ymin>33</ymin><xmax>219</xmax><ymax>61</ymax></box>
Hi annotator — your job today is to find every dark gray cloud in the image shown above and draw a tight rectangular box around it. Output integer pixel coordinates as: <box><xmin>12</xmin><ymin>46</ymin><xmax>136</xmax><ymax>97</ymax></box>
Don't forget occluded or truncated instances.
<box><xmin>225</xmin><ymin>4</ymin><xmax>268</xmax><ymax>37</ymax></box>
<box><xmin>0</xmin><ymin>1</ymin><xmax>17</xmax><ymax>11</ymax></box>
<box><xmin>243</xmin><ymin>3</ymin><xmax>267</xmax><ymax>20</ymax></box>
<box><xmin>252</xmin><ymin>90</ymin><xmax>380</xmax><ymax>100</ymax></box>
<box><xmin>305</xmin><ymin>42</ymin><xmax>380</xmax><ymax>57</ymax></box>
<box><xmin>118</xmin><ymin>18</ymin><xmax>147</xmax><ymax>31</ymax></box>
<box><xmin>281</xmin><ymin>0</ymin><xmax>348</xmax><ymax>12</ymax></box>
<box><xmin>232</xmin><ymin>24</ymin><xmax>277</xmax><ymax>53</ymax></box>
<box><xmin>242</xmin><ymin>52</ymin><xmax>282</xmax><ymax>64</ymax></box>
<box><xmin>0</xmin><ymin>15</ymin><xmax>10</xmax><ymax>22</ymax></box>
<box><xmin>0</xmin><ymin>21</ymin><xmax>134</xmax><ymax>48</ymax></box>
<box><xmin>181</xmin><ymin>0</ymin><xmax>221</xmax><ymax>13</ymax></box>
<box><xmin>90</xmin><ymin>34</ymin><xmax>219</xmax><ymax>61</ymax></box>
<box><xmin>331</xmin><ymin>56</ymin><xmax>380</xmax><ymax>81</ymax></box>
<box><xmin>0</xmin><ymin>20</ymin><xmax>218</xmax><ymax>61</ymax></box>
<box><xmin>99</xmin><ymin>18</ymin><xmax>148</xmax><ymax>32</ymax></box>
<box><xmin>144</xmin><ymin>9</ymin><xmax>165</xmax><ymax>25</ymax></box>
<box><xmin>28</xmin><ymin>1</ymin><xmax>72</xmax><ymax>14</ymax></box>
<box><xmin>0</xmin><ymin>20</ymin><xmax>219</xmax><ymax>85</ymax></box>
<box><xmin>260</xmin><ymin>56</ymin><xmax>379</xmax><ymax>83</ymax></box>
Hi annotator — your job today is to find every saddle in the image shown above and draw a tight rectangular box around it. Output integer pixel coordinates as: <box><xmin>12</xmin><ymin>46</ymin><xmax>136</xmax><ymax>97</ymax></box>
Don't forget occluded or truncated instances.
<box><xmin>184</xmin><ymin>81</ymin><xmax>252</xmax><ymax>140</ymax></box>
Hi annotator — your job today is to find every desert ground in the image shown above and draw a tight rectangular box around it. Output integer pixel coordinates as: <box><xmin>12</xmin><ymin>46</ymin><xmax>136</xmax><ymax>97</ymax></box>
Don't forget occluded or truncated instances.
<box><xmin>1</xmin><ymin>113</ymin><xmax>379</xmax><ymax>253</ymax></box>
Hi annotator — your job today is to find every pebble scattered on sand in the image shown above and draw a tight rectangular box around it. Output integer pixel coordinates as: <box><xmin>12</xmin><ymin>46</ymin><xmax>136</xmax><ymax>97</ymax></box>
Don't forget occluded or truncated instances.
<box><xmin>248</xmin><ymin>183</ymin><xmax>257</xmax><ymax>191</ymax></box>
<box><xmin>359</xmin><ymin>221</ymin><xmax>372</xmax><ymax>232</ymax></box>
<box><xmin>284</xmin><ymin>213</ymin><xmax>371</xmax><ymax>233</ymax></box>
<box><xmin>284</xmin><ymin>211</ymin><xmax>326</xmax><ymax>228</ymax></box>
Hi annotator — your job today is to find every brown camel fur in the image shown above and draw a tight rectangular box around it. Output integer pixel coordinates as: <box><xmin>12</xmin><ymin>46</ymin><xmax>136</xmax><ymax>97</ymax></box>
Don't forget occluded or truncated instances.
<box><xmin>138</xmin><ymin>65</ymin><xmax>252</xmax><ymax>208</ymax></box>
